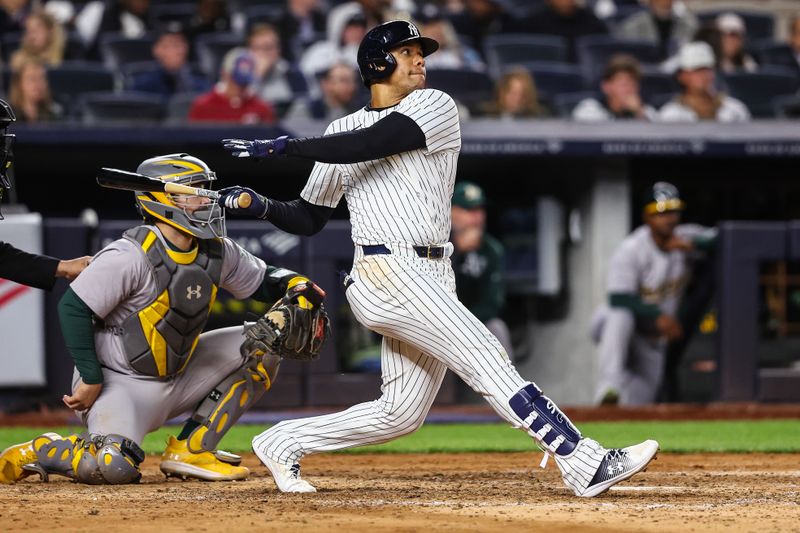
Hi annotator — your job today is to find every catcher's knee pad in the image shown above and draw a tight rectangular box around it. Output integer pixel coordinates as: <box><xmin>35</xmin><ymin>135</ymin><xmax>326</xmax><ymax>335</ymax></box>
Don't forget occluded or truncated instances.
<box><xmin>509</xmin><ymin>383</ymin><xmax>582</xmax><ymax>456</ymax></box>
<box><xmin>95</xmin><ymin>434</ymin><xmax>145</xmax><ymax>484</ymax></box>
<box><xmin>188</xmin><ymin>355</ymin><xmax>279</xmax><ymax>454</ymax></box>
<box><xmin>29</xmin><ymin>433</ymin><xmax>129</xmax><ymax>484</ymax></box>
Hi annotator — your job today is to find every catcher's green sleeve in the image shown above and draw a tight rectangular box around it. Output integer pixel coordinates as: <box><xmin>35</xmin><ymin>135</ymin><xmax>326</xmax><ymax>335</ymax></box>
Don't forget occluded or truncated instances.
<box><xmin>58</xmin><ymin>287</ymin><xmax>103</xmax><ymax>385</ymax></box>
<box><xmin>249</xmin><ymin>265</ymin><xmax>304</xmax><ymax>303</ymax></box>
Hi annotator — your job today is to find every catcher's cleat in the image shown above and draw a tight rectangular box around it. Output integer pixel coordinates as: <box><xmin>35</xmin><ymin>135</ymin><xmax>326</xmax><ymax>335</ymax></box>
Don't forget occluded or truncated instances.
<box><xmin>0</xmin><ymin>432</ymin><xmax>61</xmax><ymax>484</ymax></box>
<box><xmin>555</xmin><ymin>438</ymin><xmax>659</xmax><ymax>497</ymax></box>
<box><xmin>253</xmin><ymin>446</ymin><xmax>316</xmax><ymax>493</ymax></box>
<box><xmin>159</xmin><ymin>436</ymin><xmax>249</xmax><ymax>481</ymax></box>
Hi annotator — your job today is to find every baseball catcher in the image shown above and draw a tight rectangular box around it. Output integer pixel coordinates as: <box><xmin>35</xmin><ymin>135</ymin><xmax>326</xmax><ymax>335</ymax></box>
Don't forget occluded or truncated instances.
<box><xmin>0</xmin><ymin>154</ymin><xmax>328</xmax><ymax>485</ymax></box>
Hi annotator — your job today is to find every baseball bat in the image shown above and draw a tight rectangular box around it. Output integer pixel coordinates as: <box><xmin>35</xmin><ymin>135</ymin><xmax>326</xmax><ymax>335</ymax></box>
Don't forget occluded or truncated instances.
<box><xmin>96</xmin><ymin>168</ymin><xmax>251</xmax><ymax>208</ymax></box>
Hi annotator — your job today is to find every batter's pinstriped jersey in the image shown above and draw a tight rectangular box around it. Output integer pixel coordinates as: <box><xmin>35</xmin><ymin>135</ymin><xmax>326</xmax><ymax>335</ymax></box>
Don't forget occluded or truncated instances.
<box><xmin>300</xmin><ymin>88</ymin><xmax>461</xmax><ymax>246</ymax></box>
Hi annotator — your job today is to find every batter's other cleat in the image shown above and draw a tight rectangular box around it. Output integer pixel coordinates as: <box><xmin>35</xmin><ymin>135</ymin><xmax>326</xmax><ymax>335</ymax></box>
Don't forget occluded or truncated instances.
<box><xmin>253</xmin><ymin>447</ymin><xmax>316</xmax><ymax>493</ymax></box>
<box><xmin>0</xmin><ymin>432</ymin><xmax>61</xmax><ymax>484</ymax></box>
<box><xmin>555</xmin><ymin>438</ymin><xmax>659</xmax><ymax>497</ymax></box>
<box><xmin>160</xmin><ymin>435</ymin><xmax>249</xmax><ymax>481</ymax></box>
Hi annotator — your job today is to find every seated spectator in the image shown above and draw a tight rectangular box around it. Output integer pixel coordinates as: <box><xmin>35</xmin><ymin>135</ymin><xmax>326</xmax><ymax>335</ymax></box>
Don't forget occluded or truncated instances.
<box><xmin>327</xmin><ymin>0</ymin><xmax>403</xmax><ymax>48</ymax></box>
<box><xmin>448</xmin><ymin>0</ymin><xmax>515</xmax><ymax>56</ymax></box>
<box><xmin>483</xmin><ymin>67</ymin><xmax>550</xmax><ymax>119</ymax></box>
<box><xmin>521</xmin><ymin>0</ymin><xmax>608</xmax><ymax>63</ymax></box>
<box><xmin>77</xmin><ymin>0</ymin><xmax>151</xmax><ymax>58</ymax></box>
<box><xmin>131</xmin><ymin>24</ymin><xmax>211</xmax><ymax>101</ymax></box>
<box><xmin>247</xmin><ymin>23</ymin><xmax>307</xmax><ymax>115</ymax></box>
<box><xmin>659</xmin><ymin>41</ymin><xmax>750</xmax><ymax>122</ymax></box>
<box><xmin>417</xmin><ymin>3</ymin><xmax>484</xmax><ymax>71</ymax></box>
<box><xmin>188</xmin><ymin>48</ymin><xmax>275</xmax><ymax>124</ymax></box>
<box><xmin>10</xmin><ymin>9</ymin><xmax>65</xmax><ymax>71</ymax></box>
<box><xmin>185</xmin><ymin>0</ymin><xmax>230</xmax><ymax>43</ymax></box>
<box><xmin>715</xmin><ymin>13</ymin><xmax>757</xmax><ymax>74</ymax></box>
<box><xmin>285</xmin><ymin>62</ymin><xmax>361</xmax><ymax>121</ymax></box>
<box><xmin>0</xmin><ymin>0</ymin><xmax>32</xmax><ymax>35</ymax></box>
<box><xmin>8</xmin><ymin>58</ymin><xmax>62</xmax><ymax>122</ymax></box>
<box><xmin>300</xmin><ymin>13</ymin><xmax>366</xmax><ymax>85</ymax></box>
<box><xmin>573</xmin><ymin>54</ymin><xmax>658</xmax><ymax>121</ymax></box>
<box><xmin>615</xmin><ymin>0</ymin><xmax>697</xmax><ymax>59</ymax></box>
<box><xmin>274</xmin><ymin>0</ymin><xmax>327</xmax><ymax>63</ymax></box>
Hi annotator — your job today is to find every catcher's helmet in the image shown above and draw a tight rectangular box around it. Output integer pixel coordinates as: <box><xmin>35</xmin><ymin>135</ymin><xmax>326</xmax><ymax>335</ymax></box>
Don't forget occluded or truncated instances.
<box><xmin>643</xmin><ymin>181</ymin><xmax>685</xmax><ymax>215</ymax></box>
<box><xmin>357</xmin><ymin>20</ymin><xmax>439</xmax><ymax>86</ymax></box>
<box><xmin>134</xmin><ymin>154</ymin><xmax>225</xmax><ymax>239</ymax></box>
<box><xmin>0</xmin><ymin>99</ymin><xmax>17</xmax><ymax>220</ymax></box>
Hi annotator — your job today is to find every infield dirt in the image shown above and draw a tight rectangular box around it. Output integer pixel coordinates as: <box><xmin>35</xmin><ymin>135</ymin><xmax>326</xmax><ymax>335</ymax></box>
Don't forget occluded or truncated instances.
<box><xmin>1</xmin><ymin>452</ymin><xmax>798</xmax><ymax>532</ymax></box>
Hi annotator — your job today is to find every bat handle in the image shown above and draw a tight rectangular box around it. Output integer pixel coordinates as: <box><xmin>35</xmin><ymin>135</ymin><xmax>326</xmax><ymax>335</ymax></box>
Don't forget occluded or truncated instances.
<box><xmin>237</xmin><ymin>192</ymin><xmax>252</xmax><ymax>209</ymax></box>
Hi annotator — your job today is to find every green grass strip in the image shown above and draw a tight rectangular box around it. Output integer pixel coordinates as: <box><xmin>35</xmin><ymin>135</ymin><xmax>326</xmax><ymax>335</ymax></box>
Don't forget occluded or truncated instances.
<box><xmin>1</xmin><ymin>420</ymin><xmax>798</xmax><ymax>455</ymax></box>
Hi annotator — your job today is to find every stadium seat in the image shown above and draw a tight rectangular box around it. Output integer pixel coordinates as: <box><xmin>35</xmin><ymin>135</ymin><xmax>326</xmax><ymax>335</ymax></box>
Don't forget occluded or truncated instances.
<box><xmin>639</xmin><ymin>70</ymin><xmax>678</xmax><ymax>105</ymax></box>
<box><xmin>723</xmin><ymin>68</ymin><xmax>800</xmax><ymax>118</ymax></box>
<box><xmin>577</xmin><ymin>36</ymin><xmax>662</xmax><ymax>84</ymax></box>
<box><xmin>696</xmin><ymin>10</ymin><xmax>775</xmax><ymax>41</ymax></box>
<box><xmin>80</xmin><ymin>92</ymin><xmax>165</xmax><ymax>125</ymax></box>
<box><xmin>753</xmin><ymin>41</ymin><xmax>800</xmax><ymax>74</ymax></box>
<box><xmin>149</xmin><ymin>3</ymin><xmax>197</xmax><ymax>27</ymax></box>
<box><xmin>552</xmin><ymin>91</ymin><xmax>600</xmax><ymax>118</ymax></box>
<box><xmin>0</xmin><ymin>66</ymin><xmax>8</xmax><ymax>94</ymax></box>
<box><xmin>99</xmin><ymin>33</ymin><xmax>155</xmax><ymax>70</ymax></box>
<box><xmin>194</xmin><ymin>33</ymin><xmax>243</xmax><ymax>79</ymax></box>
<box><xmin>515</xmin><ymin>62</ymin><xmax>585</xmax><ymax>102</ymax></box>
<box><xmin>165</xmin><ymin>92</ymin><xmax>203</xmax><ymax>124</ymax></box>
<box><xmin>772</xmin><ymin>94</ymin><xmax>800</xmax><ymax>119</ymax></box>
<box><xmin>483</xmin><ymin>34</ymin><xmax>568</xmax><ymax>78</ymax></box>
<box><xmin>244</xmin><ymin>5</ymin><xmax>284</xmax><ymax>26</ymax></box>
<box><xmin>425</xmin><ymin>69</ymin><xmax>494</xmax><ymax>115</ymax></box>
<box><xmin>47</xmin><ymin>62</ymin><xmax>116</xmax><ymax>110</ymax></box>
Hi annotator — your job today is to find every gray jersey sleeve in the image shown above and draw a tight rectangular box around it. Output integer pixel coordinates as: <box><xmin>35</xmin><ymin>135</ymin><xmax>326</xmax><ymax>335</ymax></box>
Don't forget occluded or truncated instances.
<box><xmin>219</xmin><ymin>238</ymin><xmax>267</xmax><ymax>299</ymax></box>
<box><xmin>396</xmin><ymin>89</ymin><xmax>461</xmax><ymax>154</ymax></box>
<box><xmin>300</xmin><ymin>121</ymin><xmax>345</xmax><ymax>208</ymax></box>
<box><xmin>70</xmin><ymin>239</ymin><xmax>150</xmax><ymax>319</ymax></box>
<box><xmin>607</xmin><ymin>239</ymin><xmax>640</xmax><ymax>294</ymax></box>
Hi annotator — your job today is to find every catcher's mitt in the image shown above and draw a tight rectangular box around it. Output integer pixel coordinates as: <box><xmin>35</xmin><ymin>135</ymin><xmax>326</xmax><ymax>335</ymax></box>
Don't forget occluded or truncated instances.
<box><xmin>241</xmin><ymin>281</ymin><xmax>330</xmax><ymax>361</ymax></box>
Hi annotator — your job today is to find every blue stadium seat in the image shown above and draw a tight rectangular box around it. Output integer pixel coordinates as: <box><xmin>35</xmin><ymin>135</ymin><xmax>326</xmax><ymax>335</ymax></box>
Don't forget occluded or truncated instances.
<box><xmin>553</xmin><ymin>91</ymin><xmax>600</xmax><ymax>118</ymax></box>
<box><xmin>753</xmin><ymin>41</ymin><xmax>800</xmax><ymax>74</ymax></box>
<box><xmin>696</xmin><ymin>10</ymin><xmax>775</xmax><ymax>41</ymax></box>
<box><xmin>99</xmin><ymin>33</ymin><xmax>155</xmax><ymax>70</ymax></box>
<box><xmin>194</xmin><ymin>33</ymin><xmax>243</xmax><ymax>79</ymax></box>
<box><xmin>515</xmin><ymin>62</ymin><xmax>585</xmax><ymax>101</ymax></box>
<box><xmin>483</xmin><ymin>34</ymin><xmax>568</xmax><ymax>78</ymax></box>
<box><xmin>165</xmin><ymin>92</ymin><xmax>203</xmax><ymax>124</ymax></box>
<box><xmin>577</xmin><ymin>36</ymin><xmax>662</xmax><ymax>84</ymax></box>
<box><xmin>149</xmin><ymin>3</ymin><xmax>196</xmax><ymax>27</ymax></box>
<box><xmin>639</xmin><ymin>70</ymin><xmax>678</xmax><ymax>105</ymax></box>
<box><xmin>47</xmin><ymin>62</ymin><xmax>116</xmax><ymax>111</ymax></box>
<box><xmin>723</xmin><ymin>67</ymin><xmax>800</xmax><ymax>118</ymax></box>
<box><xmin>0</xmin><ymin>66</ymin><xmax>8</xmax><ymax>94</ymax></box>
<box><xmin>80</xmin><ymin>92</ymin><xmax>165</xmax><ymax>125</ymax></box>
<box><xmin>245</xmin><ymin>5</ymin><xmax>284</xmax><ymax>26</ymax></box>
<box><xmin>425</xmin><ymin>69</ymin><xmax>494</xmax><ymax>114</ymax></box>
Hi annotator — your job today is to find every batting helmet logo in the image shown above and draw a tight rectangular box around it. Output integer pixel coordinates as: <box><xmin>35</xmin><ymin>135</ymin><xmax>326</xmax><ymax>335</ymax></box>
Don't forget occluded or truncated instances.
<box><xmin>357</xmin><ymin>20</ymin><xmax>439</xmax><ymax>86</ymax></box>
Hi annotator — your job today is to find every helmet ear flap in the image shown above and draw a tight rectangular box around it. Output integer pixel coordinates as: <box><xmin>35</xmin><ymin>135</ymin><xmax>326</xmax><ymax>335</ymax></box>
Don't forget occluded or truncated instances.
<box><xmin>360</xmin><ymin>48</ymin><xmax>397</xmax><ymax>86</ymax></box>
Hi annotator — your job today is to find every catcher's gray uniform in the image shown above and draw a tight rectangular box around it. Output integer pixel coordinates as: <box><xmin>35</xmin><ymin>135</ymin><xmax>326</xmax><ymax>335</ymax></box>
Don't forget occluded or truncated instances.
<box><xmin>593</xmin><ymin>223</ymin><xmax>715</xmax><ymax>405</ymax></box>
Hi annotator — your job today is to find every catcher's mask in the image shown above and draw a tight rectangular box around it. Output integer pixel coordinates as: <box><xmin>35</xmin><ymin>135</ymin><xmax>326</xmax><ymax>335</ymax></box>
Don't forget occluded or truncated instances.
<box><xmin>134</xmin><ymin>153</ymin><xmax>225</xmax><ymax>239</ymax></box>
<box><xmin>0</xmin><ymin>99</ymin><xmax>17</xmax><ymax>220</ymax></box>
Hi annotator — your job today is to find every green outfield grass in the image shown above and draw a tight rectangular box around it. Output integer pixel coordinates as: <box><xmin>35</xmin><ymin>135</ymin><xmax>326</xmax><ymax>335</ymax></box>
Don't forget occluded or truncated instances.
<box><xmin>2</xmin><ymin>420</ymin><xmax>799</xmax><ymax>454</ymax></box>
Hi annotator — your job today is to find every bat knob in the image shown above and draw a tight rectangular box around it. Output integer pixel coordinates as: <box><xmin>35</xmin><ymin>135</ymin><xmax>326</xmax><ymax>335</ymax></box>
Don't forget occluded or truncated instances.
<box><xmin>238</xmin><ymin>192</ymin><xmax>252</xmax><ymax>209</ymax></box>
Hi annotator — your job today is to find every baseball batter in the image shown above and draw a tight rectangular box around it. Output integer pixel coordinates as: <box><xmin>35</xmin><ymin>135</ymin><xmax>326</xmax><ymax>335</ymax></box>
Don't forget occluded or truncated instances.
<box><xmin>593</xmin><ymin>182</ymin><xmax>716</xmax><ymax>405</ymax></box>
<box><xmin>0</xmin><ymin>154</ymin><xmax>324</xmax><ymax>485</ymax></box>
<box><xmin>217</xmin><ymin>20</ymin><xmax>659</xmax><ymax>497</ymax></box>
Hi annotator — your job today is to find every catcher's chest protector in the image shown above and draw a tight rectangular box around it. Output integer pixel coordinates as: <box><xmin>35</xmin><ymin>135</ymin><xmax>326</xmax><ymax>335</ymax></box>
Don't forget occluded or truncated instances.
<box><xmin>120</xmin><ymin>226</ymin><xmax>223</xmax><ymax>377</ymax></box>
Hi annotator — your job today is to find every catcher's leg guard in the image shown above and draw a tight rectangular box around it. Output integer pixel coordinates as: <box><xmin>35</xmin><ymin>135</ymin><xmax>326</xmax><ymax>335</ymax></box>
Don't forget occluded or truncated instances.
<box><xmin>0</xmin><ymin>432</ymin><xmax>61</xmax><ymax>484</ymax></box>
<box><xmin>95</xmin><ymin>434</ymin><xmax>145</xmax><ymax>484</ymax></box>
<box><xmin>187</xmin><ymin>354</ymin><xmax>280</xmax><ymax>453</ymax></box>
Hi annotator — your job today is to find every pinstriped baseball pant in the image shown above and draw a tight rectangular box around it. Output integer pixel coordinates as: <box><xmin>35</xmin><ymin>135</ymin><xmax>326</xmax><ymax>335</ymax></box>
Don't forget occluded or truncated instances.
<box><xmin>252</xmin><ymin>246</ymin><xmax>529</xmax><ymax>464</ymax></box>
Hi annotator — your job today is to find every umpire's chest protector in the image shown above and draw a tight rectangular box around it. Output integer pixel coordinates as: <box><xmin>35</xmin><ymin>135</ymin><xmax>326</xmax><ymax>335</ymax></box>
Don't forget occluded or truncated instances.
<box><xmin>120</xmin><ymin>226</ymin><xmax>223</xmax><ymax>377</ymax></box>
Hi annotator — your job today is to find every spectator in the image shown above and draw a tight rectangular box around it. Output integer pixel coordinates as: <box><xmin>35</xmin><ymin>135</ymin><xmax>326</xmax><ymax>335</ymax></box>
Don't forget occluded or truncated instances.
<box><xmin>450</xmin><ymin>181</ymin><xmax>514</xmax><ymax>361</ymax></box>
<box><xmin>484</xmin><ymin>67</ymin><xmax>549</xmax><ymax>119</ymax></box>
<box><xmin>247</xmin><ymin>23</ymin><xmax>308</xmax><ymax>116</ymax></box>
<box><xmin>185</xmin><ymin>0</ymin><xmax>230</xmax><ymax>42</ymax></box>
<box><xmin>715</xmin><ymin>12</ymin><xmax>757</xmax><ymax>74</ymax></box>
<box><xmin>591</xmin><ymin>181</ymin><xmax>716</xmax><ymax>405</ymax></box>
<box><xmin>0</xmin><ymin>0</ymin><xmax>32</xmax><ymax>35</ymax></box>
<box><xmin>188</xmin><ymin>48</ymin><xmax>275</xmax><ymax>124</ymax></box>
<box><xmin>131</xmin><ymin>24</ymin><xmax>211</xmax><ymax>101</ymax></box>
<box><xmin>285</xmin><ymin>62</ymin><xmax>361</xmax><ymax>121</ymax></box>
<box><xmin>573</xmin><ymin>54</ymin><xmax>658</xmax><ymax>121</ymax></box>
<box><xmin>300</xmin><ymin>12</ymin><xmax>366</xmax><ymax>83</ymax></box>
<box><xmin>522</xmin><ymin>0</ymin><xmax>608</xmax><ymax>63</ymax></box>
<box><xmin>449</xmin><ymin>0</ymin><xmax>514</xmax><ymax>56</ymax></box>
<box><xmin>659</xmin><ymin>41</ymin><xmax>750</xmax><ymax>122</ymax></box>
<box><xmin>417</xmin><ymin>3</ymin><xmax>484</xmax><ymax>71</ymax></box>
<box><xmin>327</xmin><ymin>0</ymin><xmax>400</xmax><ymax>48</ymax></box>
<box><xmin>274</xmin><ymin>0</ymin><xmax>327</xmax><ymax>63</ymax></box>
<box><xmin>8</xmin><ymin>59</ymin><xmax>62</xmax><ymax>123</ymax></box>
<box><xmin>77</xmin><ymin>0</ymin><xmax>151</xmax><ymax>58</ymax></box>
<box><xmin>9</xmin><ymin>9</ymin><xmax>65</xmax><ymax>71</ymax></box>
<box><xmin>615</xmin><ymin>0</ymin><xmax>697</xmax><ymax>59</ymax></box>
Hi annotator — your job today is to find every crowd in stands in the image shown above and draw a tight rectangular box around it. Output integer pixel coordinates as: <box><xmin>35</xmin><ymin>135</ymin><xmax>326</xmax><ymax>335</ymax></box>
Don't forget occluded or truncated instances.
<box><xmin>1</xmin><ymin>0</ymin><xmax>800</xmax><ymax>125</ymax></box>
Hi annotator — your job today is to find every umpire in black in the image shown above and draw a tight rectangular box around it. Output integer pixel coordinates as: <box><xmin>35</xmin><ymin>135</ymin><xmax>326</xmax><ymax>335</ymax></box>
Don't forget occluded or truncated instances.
<box><xmin>0</xmin><ymin>99</ymin><xmax>89</xmax><ymax>288</ymax></box>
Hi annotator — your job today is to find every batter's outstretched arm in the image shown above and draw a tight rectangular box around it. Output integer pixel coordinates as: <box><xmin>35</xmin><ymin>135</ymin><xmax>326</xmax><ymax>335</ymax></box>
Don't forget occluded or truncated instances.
<box><xmin>223</xmin><ymin>112</ymin><xmax>427</xmax><ymax>164</ymax></box>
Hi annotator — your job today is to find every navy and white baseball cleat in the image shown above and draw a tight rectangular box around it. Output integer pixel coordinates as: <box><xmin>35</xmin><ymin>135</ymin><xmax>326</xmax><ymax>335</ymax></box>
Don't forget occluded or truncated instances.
<box><xmin>555</xmin><ymin>438</ymin><xmax>659</xmax><ymax>497</ymax></box>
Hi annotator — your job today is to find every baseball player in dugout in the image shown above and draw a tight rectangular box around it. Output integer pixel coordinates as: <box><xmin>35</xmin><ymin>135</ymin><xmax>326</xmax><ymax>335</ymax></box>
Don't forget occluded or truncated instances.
<box><xmin>450</xmin><ymin>180</ymin><xmax>514</xmax><ymax>361</ymax></box>
<box><xmin>592</xmin><ymin>182</ymin><xmax>717</xmax><ymax>406</ymax></box>
<box><xmin>0</xmin><ymin>99</ymin><xmax>89</xmax><ymax>287</ymax></box>
<box><xmin>0</xmin><ymin>154</ymin><xmax>329</xmax><ymax>485</ymax></box>
<box><xmin>216</xmin><ymin>20</ymin><xmax>659</xmax><ymax>497</ymax></box>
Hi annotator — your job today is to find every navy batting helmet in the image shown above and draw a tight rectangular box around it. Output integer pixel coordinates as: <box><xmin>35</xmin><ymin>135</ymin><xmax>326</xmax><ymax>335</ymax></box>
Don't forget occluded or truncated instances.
<box><xmin>357</xmin><ymin>20</ymin><xmax>439</xmax><ymax>86</ymax></box>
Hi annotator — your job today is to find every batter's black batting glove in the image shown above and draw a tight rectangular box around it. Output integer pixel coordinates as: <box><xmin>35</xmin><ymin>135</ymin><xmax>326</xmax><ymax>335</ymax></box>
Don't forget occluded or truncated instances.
<box><xmin>222</xmin><ymin>136</ymin><xmax>289</xmax><ymax>158</ymax></box>
<box><xmin>217</xmin><ymin>186</ymin><xmax>269</xmax><ymax>219</ymax></box>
